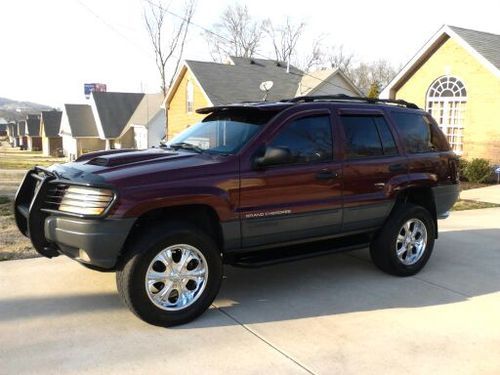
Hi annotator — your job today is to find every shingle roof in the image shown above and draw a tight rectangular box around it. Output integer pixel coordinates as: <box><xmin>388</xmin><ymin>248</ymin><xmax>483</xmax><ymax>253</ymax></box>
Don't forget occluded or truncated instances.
<box><xmin>185</xmin><ymin>57</ymin><xmax>304</xmax><ymax>105</ymax></box>
<box><xmin>64</xmin><ymin>104</ymin><xmax>99</xmax><ymax>137</ymax></box>
<box><xmin>41</xmin><ymin>110</ymin><xmax>62</xmax><ymax>137</ymax></box>
<box><xmin>92</xmin><ymin>92</ymin><xmax>144</xmax><ymax>139</ymax></box>
<box><xmin>26</xmin><ymin>115</ymin><xmax>41</xmax><ymax>136</ymax></box>
<box><xmin>449</xmin><ymin>26</ymin><xmax>500</xmax><ymax>70</ymax></box>
<box><xmin>127</xmin><ymin>93</ymin><xmax>164</xmax><ymax>127</ymax></box>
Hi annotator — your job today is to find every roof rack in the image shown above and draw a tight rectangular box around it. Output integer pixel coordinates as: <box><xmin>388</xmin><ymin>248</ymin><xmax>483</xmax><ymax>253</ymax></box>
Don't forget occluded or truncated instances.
<box><xmin>281</xmin><ymin>94</ymin><xmax>420</xmax><ymax>109</ymax></box>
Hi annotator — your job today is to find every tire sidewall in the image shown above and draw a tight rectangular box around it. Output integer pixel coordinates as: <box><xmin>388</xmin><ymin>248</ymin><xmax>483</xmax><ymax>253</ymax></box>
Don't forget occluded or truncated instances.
<box><xmin>124</xmin><ymin>228</ymin><xmax>222</xmax><ymax>327</ymax></box>
<box><xmin>387</xmin><ymin>206</ymin><xmax>435</xmax><ymax>275</ymax></box>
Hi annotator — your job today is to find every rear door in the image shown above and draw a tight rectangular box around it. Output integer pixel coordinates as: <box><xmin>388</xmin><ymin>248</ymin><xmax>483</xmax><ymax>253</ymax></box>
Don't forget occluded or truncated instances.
<box><xmin>338</xmin><ymin>109</ymin><xmax>408</xmax><ymax>232</ymax></box>
<box><xmin>239</xmin><ymin>110</ymin><xmax>343</xmax><ymax>248</ymax></box>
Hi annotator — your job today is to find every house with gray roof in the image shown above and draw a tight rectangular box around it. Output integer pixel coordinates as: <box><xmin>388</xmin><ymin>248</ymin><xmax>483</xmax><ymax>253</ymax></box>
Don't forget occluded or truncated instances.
<box><xmin>164</xmin><ymin>56</ymin><xmax>361</xmax><ymax>138</ymax></box>
<box><xmin>17</xmin><ymin>120</ymin><xmax>27</xmax><ymax>149</ymax></box>
<box><xmin>0</xmin><ymin>117</ymin><xmax>7</xmax><ymax>136</ymax></box>
<box><xmin>25</xmin><ymin>114</ymin><xmax>42</xmax><ymax>151</ymax></box>
<box><xmin>118</xmin><ymin>93</ymin><xmax>165</xmax><ymax>149</ymax></box>
<box><xmin>60</xmin><ymin>104</ymin><xmax>105</xmax><ymax>160</ymax></box>
<box><xmin>40</xmin><ymin>110</ymin><xmax>63</xmax><ymax>156</ymax></box>
<box><xmin>381</xmin><ymin>25</ymin><xmax>500</xmax><ymax>162</ymax></box>
<box><xmin>6</xmin><ymin>122</ymin><xmax>18</xmax><ymax>147</ymax></box>
<box><xmin>90</xmin><ymin>91</ymin><xmax>144</xmax><ymax>149</ymax></box>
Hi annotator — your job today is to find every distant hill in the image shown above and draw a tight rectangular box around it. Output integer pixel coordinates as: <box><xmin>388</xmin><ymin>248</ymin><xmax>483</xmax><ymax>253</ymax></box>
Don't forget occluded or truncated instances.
<box><xmin>0</xmin><ymin>97</ymin><xmax>53</xmax><ymax>121</ymax></box>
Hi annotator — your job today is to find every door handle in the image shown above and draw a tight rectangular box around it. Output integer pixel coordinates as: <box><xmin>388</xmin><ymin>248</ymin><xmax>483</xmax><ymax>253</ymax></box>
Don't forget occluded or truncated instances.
<box><xmin>316</xmin><ymin>169</ymin><xmax>339</xmax><ymax>180</ymax></box>
<box><xmin>389</xmin><ymin>163</ymin><xmax>407</xmax><ymax>173</ymax></box>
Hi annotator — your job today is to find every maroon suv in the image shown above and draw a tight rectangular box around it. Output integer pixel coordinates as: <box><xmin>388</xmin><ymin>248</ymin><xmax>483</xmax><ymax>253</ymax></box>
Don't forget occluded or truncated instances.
<box><xmin>15</xmin><ymin>95</ymin><xmax>459</xmax><ymax>327</ymax></box>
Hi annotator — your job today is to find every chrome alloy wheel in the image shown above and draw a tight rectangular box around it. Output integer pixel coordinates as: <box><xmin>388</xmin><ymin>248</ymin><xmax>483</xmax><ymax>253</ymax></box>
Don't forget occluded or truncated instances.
<box><xmin>145</xmin><ymin>244</ymin><xmax>208</xmax><ymax>311</ymax></box>
<box><xmin>395</xmin><ymin>218</ymin><xmax>428</xmax><ymax>266</ymax></box>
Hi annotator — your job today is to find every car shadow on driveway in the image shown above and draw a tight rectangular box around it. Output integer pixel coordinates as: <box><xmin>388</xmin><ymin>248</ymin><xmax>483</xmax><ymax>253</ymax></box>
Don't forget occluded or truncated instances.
<box><xmin>187</xmin><ymin>227</ymin><xmax>500</xmax><ymax>328</ymax></box>
<box><xmin>0</xmin><ymin>228</ymin><xmax>499</xmax><ymax>327</ymax></box>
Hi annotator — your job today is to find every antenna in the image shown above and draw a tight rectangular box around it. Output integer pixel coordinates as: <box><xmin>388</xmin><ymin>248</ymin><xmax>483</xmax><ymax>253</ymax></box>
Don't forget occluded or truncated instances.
<box><xmin>259</xmin><ymin>81</ymin><xmax>274</xmax><ymax>101</ymax></box>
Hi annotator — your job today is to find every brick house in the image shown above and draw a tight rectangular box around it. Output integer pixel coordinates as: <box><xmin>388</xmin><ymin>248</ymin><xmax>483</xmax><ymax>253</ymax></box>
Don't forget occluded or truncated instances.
<box><xmin>381</xmin><ymin>25</ymin><xmax>500</xmax><ymax>163</ymax></box>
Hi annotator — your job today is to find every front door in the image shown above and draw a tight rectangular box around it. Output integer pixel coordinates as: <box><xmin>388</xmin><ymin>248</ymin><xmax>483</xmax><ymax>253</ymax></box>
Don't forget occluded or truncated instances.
<box><xmin>239</xmin><ymin>111</ymin><xmax>343</xmax><ymax>248</ymax></box>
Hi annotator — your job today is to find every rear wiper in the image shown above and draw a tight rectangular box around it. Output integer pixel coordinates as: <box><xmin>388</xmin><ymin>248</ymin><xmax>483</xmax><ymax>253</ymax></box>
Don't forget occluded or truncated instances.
<box><xmin>169</xmin><ymin>142</ymin><xmax>204</xmax><ymax>153</ymax></box>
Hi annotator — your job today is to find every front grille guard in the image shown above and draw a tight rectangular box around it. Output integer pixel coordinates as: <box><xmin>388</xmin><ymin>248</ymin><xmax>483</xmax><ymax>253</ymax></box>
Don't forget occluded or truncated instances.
<box><xmin>14</xmin><ymin>166</ymin><xmax>118</xmax><ymax>258</ymax></box>
<box><xmin>14</xmin><ymin>166</ymin><xmax>60</xmax><ymax>257</ymax></box>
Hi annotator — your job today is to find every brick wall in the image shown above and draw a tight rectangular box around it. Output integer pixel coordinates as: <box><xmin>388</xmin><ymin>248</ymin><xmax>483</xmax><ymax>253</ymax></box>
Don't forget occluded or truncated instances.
<box><xmin>395</xmin><ymin>38</ymin><xmax>500</xmax><ymax>163</ymax></box>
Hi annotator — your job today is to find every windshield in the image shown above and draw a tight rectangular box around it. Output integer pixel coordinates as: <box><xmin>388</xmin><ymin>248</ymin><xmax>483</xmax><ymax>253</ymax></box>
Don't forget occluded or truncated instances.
<box><xmin>166</xmin><ymin>110</ymin><xmax>276</xmax><ymax>154</ymax></box>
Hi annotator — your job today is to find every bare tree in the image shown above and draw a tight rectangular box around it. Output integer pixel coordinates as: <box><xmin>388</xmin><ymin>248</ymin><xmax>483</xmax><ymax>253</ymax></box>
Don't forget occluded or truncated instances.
<box><xmin>205</xmin><ymin>4</ymin><xmax>263</xmax><ymax>62</ymax></box>
<box><xmin>348</xmin><ymin>59</ymin><xmax>397</xmax><ymax>95</ymax></box>
<box><xmin>325</xmin><ymin>45</ymin><xmax>354</xmax><ymax>74</ymax></box>
<box><xmin>263</xmin><ymin>17</ymin><xmax>305</xmax><ymax>66</ymax></box>
<box><xmin>144</xmin><ymin>0</ymin><xmax>196</xmax><ymax>97</ymax></box>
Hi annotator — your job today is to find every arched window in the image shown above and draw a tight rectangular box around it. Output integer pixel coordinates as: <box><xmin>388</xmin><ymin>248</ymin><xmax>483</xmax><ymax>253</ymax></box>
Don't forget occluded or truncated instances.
<box><xmin>186</xmin><ymin>80</ymin><xmax>194</xmax><ymax>113</ymax></box>
<box><xmin>426</xmin><ymin>76</ymin><xmax>467</xmax><ymax>154</ymax></box>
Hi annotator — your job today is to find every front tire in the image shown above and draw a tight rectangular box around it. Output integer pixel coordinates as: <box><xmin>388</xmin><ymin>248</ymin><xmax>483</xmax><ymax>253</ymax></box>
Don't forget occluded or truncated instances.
<box><xmin>116</xmin><ymin>223</ymin><xmax>223</xmax><ymax>327</ymax></box>
<box><xmin>370</xmin><ymin>203</ymin><xmax>435</xmax><ymax>276</ymax></box>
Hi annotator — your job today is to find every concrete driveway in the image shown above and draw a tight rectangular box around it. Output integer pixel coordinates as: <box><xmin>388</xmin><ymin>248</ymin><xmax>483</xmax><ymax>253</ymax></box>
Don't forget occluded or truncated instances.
<box><xmin>1</xmin><ymin>208</ymin><xmax>500</xmax><ymax>374</ymax></box>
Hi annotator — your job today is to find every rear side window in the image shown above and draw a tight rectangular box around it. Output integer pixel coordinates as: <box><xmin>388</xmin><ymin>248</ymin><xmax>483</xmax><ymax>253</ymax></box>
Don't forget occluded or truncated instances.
<box><xmin>341</xmin><ymin>115</ymin><xmax>398</xmax><ymax>159</ymax></box>
<box><xmin>270</xmin><ymin>115</ymin><xmax>333</xmax><ymax>164</ymax></box>
<box><xmin>391</xmin><ymin>112</ymin><xmax>449</xmax><ymax>153</ymax></box>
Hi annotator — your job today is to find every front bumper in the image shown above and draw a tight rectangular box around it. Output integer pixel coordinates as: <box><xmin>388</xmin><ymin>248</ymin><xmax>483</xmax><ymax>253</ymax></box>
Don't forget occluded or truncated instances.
<box><xmin>14</xmin><ymin>167</ymin><xmax>135</xmax><ymax>269</ymax></box>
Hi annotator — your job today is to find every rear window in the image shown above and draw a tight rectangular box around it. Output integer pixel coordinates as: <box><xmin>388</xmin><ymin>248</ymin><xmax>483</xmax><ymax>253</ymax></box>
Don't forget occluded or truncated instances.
<box><xmin>391</xmin><ymin>112</ymin><xmax>449</xmax><ymax>153</ymax></box>
<box><xmin>341</xmin><ymin>115</ymin><xmax>398</xmax><ymax>159</ymax></box>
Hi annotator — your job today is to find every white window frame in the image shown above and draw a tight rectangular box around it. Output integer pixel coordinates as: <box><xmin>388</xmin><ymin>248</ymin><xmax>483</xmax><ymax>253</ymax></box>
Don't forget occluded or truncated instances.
<box><xmin>186</xmin><ymin>80</ymin><xmax>194</xmax><ymax>113</ymax></box>
<box><xmin>426</xmin><ymin>76</ymin><xmax>467</xmax><ymax>155</ymax></box>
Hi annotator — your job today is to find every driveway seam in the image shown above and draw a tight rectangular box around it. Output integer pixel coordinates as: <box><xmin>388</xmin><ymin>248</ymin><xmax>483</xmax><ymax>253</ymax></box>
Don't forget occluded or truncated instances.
<box><xmin>213</xmin><ymin>305</ymin><xmax>316</xmax><ymax>375</ymax></box>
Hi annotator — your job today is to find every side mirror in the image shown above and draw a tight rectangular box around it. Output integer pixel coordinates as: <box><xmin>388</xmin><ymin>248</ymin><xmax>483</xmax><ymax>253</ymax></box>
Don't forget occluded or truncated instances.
<box><xmin>253</xmin><ymin>146</ymin><xmax>292</xmax><ymax>168</ymax></box>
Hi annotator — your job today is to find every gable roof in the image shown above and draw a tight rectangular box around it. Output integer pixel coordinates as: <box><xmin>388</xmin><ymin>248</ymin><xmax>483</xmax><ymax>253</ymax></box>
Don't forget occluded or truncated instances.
<box><xmin>296</xmin><ymin>68</ymin><xmax>362</xmax><ymax>96</ymax></box>
<box><xmin>41</xmin><ymin>110</ymin><xmax>63</xmax><ymax>137</ymax></box>
<box><xmin>26</xmin><ymin>115</ymin><xmax>41</xmax><ymax>136</ymax></box>
<box><xmin>119</xmin><ymin>93</ymin><xmax>165</xmax><ymax>138</ymax></box>
<box><xmin>63</xmin><ymin>104</ymin><xmax>99</xmax><ymax>137</ymax></box>
<box><xmin>449</xmin><ymin>26</ymin><xmax>500</xmax><ymax>70</ymax></box>
<box><xmin>91</xmin><ymin>91</ymin><xmax>144</xmax><ymax>139</ymax></box>
<box><xmin>167</xmin><ymin>57</ymin><xmax>304</xmax><ymax>106</ymax></box>
<box><xmin>381</xmin><ymin>25</ymin><xmax>500</xmax><ymax>99</ymax></box>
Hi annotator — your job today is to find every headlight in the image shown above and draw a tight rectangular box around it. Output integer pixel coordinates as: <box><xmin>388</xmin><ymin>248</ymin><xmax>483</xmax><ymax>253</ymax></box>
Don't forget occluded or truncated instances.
<box><xmin>58</xmin><ymin>186</ymin><xmax>115</xmax><ymax>216</ymax></box>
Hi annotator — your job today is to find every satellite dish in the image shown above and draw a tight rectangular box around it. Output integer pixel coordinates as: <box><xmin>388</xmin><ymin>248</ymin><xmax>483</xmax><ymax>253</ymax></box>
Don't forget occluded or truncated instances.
<box><xmin>259</xmin><ymin>81</ymin><xmax>274</xmax><ymax>92</ymax></box>
<box><xmin>259</xmin><ymin>81</ymin><xmax>274</xmax><ymax>101</ymax></box>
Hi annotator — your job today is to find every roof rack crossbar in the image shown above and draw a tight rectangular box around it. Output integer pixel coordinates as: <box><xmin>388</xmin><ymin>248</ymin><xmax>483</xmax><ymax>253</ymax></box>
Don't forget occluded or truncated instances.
<box><xmin>282</xmin><ymin>95</ymin><xmax>420</xmax><ymax>109</ymax></box>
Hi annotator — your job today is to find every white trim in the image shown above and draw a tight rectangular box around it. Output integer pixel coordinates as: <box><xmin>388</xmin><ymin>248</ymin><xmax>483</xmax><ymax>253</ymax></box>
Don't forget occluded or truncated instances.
<box><xmin>381</xmin><ymin>25</ymin><xmax>500</xmax><ymax>99</ymax></box>
<box><xmin>164</xmin><ymin>62</ymin><xmax>214</xmax><ymax>109</ymax></box>
<box><xmin>89</xmin><ymin>92</ymin><xmax>106</xmax><ymax>140</ymax></box>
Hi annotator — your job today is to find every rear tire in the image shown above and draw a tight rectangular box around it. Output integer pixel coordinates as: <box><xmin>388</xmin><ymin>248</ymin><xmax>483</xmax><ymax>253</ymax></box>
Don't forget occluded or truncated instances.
<box><xmin>116</xmin><ymin>222</ymin><xmax>223</xmax><ymax>327</ymax></box>
<box><xmin>370</xmin><ymin>203</ymin><xmax>435</xmax><ymax>276</ymax></box>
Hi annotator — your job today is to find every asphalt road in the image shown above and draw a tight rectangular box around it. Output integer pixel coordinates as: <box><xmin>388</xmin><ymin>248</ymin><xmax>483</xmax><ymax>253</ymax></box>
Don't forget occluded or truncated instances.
<box><xmin>1</xmin><ymin>208</ymin><xmax>500</xmax><ymax>374</ymax></box>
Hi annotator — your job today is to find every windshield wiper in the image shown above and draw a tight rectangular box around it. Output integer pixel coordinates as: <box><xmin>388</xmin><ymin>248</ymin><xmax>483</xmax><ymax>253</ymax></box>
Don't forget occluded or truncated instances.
<box><xmin>169</xmin><ymin>142</ymin><xmax>204</xmax><ymax>153</ymax></box>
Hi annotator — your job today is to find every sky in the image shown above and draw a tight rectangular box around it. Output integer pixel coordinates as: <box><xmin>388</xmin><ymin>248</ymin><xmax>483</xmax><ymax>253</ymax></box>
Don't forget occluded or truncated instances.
<box><xmin>0</xmin><ymin>0</ymin><xmax>498</xmax><ymax>109</ymax></box>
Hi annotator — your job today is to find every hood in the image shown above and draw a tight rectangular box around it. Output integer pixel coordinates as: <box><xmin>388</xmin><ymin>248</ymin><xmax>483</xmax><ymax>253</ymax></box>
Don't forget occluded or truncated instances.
<box><xmin>48</xmin><ymin>148</ymin><xmax>230</xmax><ymax>186</ymax></box>
<box><xmin>83</xmin><ymin>148</ymin><xmax>177</xmax><ymax>167</ymax></box>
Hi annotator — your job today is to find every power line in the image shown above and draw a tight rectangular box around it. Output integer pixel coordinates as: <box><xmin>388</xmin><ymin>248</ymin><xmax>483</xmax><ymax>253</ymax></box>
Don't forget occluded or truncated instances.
<box><xmin>142</xmin><ymin>0</ymin><xmax>358</xmax><ymax>95</ymax></box>
<box><xmin>74</xmin><ymin>0</ymin><xmax>154</xmax><ymax>58</ymax></box>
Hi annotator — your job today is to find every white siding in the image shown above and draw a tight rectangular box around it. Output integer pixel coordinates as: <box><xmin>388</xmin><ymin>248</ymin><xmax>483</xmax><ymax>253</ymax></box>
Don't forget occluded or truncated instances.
<box><xmin>312</xmin><ymin>74</ymin><xmax>360</xmax><ymax>96</ymax></box>
<box><xmin>148</xmin><ymin>111</ymin><xmax>166</xmax><ymax>147</ymax></box>
<box><xmin>62</xmin><ymin>134</ymin><xmax>77</xmax><ymax>161</ymax></box>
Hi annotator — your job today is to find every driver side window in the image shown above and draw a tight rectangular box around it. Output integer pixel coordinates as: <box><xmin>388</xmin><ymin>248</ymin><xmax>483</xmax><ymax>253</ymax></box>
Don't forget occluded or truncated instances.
<box><xmin>269</xmin><ymin>115</ymin><xmax>333</xmax><ymax>165</ymax></box>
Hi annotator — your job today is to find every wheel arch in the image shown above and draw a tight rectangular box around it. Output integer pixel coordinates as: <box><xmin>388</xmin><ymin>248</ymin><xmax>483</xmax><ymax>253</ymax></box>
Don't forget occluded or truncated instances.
<box><xmin>392</xmin><ymin>187</ymin><xmax>438</xmax><ymax>238</ymax></box>
<box><xmin>122</xmin><ymin>204</ymin><xmax>225</xmax><ymax>257</ymax></box>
